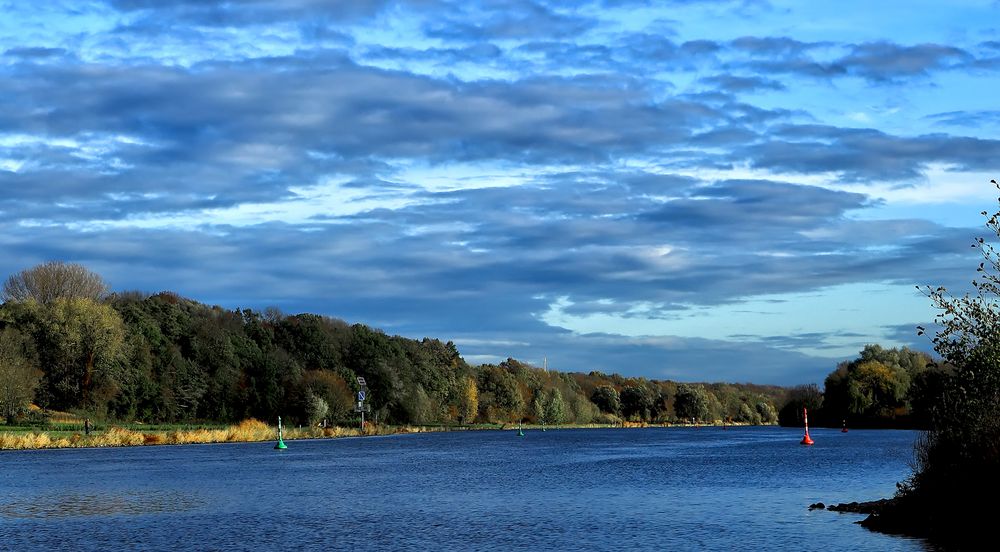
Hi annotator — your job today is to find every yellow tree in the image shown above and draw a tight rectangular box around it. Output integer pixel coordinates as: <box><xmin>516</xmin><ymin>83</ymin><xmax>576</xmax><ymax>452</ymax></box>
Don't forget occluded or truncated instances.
<box><xmin>460</xmin><ymin>376</ymin><xmax>478</xmax><ymax>424</ymax></box>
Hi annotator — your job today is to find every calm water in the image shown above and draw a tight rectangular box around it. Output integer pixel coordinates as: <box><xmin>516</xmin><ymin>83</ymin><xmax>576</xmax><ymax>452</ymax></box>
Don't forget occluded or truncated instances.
<box><xmin>0</xmin><ymin>427</ymin><xmax>927</xmax><ymax>551</ymax></box>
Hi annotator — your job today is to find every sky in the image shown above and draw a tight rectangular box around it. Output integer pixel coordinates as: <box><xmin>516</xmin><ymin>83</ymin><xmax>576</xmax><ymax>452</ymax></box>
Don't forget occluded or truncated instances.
<box><xmin>1</xmin><ymin>0</ymin><xmax>999</xmax><ymax>385</ymax></box>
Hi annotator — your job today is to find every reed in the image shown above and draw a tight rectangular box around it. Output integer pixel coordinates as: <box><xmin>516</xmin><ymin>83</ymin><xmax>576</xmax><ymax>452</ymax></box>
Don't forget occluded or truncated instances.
<box><xmin>224</xmin><ymin>419</ymin><xmax>271</xmax><ymax>442</ymax></box>
<box><xmin>91</xmin><ymin>427</ymin><xmax>145</xmax><ymax>447</ymax></box>
<box><xmin>2</xmin><ymin>419</ymin><xmax>486</xmax><ymax>450</ymax></box>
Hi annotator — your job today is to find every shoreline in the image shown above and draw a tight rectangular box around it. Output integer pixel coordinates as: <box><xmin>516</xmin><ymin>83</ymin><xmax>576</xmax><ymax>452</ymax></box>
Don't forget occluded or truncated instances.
<box><xmin>818</xmin><ymin>497</ymin><xmax>942</xmax><ymax>545</ymax></box>
<box><xmin>0</xmin><ymin>420</ymin><xmax>773</xmax><ymax>451</ymax></box>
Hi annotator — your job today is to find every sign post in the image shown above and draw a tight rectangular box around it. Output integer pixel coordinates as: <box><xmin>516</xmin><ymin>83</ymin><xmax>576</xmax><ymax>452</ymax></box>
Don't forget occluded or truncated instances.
<box><xmin>355</xmin><ymin>377</ymin><xmax>371</xmax><ymax>431</ymax></box>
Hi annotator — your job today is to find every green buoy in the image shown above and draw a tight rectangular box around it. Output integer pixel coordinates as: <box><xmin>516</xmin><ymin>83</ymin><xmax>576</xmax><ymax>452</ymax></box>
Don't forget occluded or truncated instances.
<box><xmin>274</xmin><ymin>416</ymin><xmax>288</xmax><ymax>450</ymax></box>
<box><xmin>517</xmin><ymin>421</ymin><xmax>525</xmax><ymax>437</ymax></box>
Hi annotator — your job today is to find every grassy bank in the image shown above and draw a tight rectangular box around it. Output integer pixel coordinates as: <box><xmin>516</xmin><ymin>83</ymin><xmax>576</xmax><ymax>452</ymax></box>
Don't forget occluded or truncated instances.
<box><xmin>0</xmin><ymin>419</ymin><xmax>439</xmax><ymax>450</ymax></box>
<box><xmin>0</xmin><ymin>419</ymin><xmax>763</xmax><ymax>451</ymax></box>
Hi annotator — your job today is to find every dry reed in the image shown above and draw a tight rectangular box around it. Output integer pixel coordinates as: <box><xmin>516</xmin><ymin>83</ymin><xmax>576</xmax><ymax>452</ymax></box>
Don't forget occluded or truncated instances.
<box><xmin>2</xmin><ymin>419</ymin><xmax>457</xmax><ymax>451</ymax></box>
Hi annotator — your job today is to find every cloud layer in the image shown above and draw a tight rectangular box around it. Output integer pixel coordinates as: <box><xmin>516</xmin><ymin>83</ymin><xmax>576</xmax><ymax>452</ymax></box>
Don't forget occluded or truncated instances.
<box><xmin>1</xmin><ymin>0</ymin><xmax>997</xmax><ymax>384</ymax></box>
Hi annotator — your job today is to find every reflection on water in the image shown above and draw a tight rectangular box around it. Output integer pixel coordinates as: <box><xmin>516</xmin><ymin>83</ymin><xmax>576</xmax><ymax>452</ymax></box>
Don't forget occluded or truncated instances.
<box><xmin>0</xmin><ymin>491</ymin><xmax>203</xmax><ymax>518</ymax></box>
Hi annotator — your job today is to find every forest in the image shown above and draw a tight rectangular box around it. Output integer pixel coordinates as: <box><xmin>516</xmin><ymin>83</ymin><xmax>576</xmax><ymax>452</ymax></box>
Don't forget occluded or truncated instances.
<box><xmin>0</xmin><ymin>262</ymin><xmax>789</xmax><ymax>428</ymax></box>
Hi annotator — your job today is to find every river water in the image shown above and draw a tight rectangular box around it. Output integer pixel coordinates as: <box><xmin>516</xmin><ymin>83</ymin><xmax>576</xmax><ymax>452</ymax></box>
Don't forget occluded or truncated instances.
<box><xmin>0</xmin><ymin>427</ymin><xmax>927</xmax><ymax>551</ymax></box>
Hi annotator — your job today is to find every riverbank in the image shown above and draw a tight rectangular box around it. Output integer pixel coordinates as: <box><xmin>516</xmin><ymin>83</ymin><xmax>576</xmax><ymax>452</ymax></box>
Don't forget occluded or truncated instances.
<box><xmin>0</xmin><ymin>419</ymin><xmax>763</xmax><ymax>450</ymax></box>
<box><xmin>819</xmin><ymin>495</ymin><xmax>983</xmax><ymax>549</ymax></box>
<box><xmin>0</xmin><ymin>419</ymin><xmax>436</xmax><ymax>450</ymax></box>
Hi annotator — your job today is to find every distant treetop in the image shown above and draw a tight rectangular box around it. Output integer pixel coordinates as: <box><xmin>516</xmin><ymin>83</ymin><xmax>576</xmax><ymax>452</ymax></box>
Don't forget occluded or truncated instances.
<box><xmin>2</xmin><ymin>261</ymin><xmax>109</xmax><ymax>304</ymax></box>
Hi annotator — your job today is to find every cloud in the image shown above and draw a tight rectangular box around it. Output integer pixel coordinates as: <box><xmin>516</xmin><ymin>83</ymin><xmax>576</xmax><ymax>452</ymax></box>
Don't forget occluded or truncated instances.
<box><xmin>731</xmin><ymin>36</ymin><xmax>825</xmax><ymax>57</ymax></box>
<box><xmin>926</xmin><ymin>110</ymin><xmax>1000</xmax><ymax>129</ymax></box>
<box><xmin>363</xmin><ymin>43</ymin><xmax>504</xmax><ymax>66</ymax></box>
<box><xmin>510</xmin><ymin>34</ymin><xmax>722</xmax><ymax>75</ymax></box>
<box><xmin>645</xmin><ymin>179</ymin><xmax>871</xmax><ymax>226</ymax></box>
<box><xmin>698</xmin><ymin>74</ymin><xmax>786</xmax><ymax>93</ymax></box>
<box><xmin>106</xmin><ymin>0</ymin><xmax>402</xmax><ymax>26</ymax></box>
<box><xmin>333</xmin><ymin>173</ymin><xmax>976</xmax><ymax>312</ymax></box>
<box><xmin>3</xmin><ymin>47</ymin><xmax>70</xmax><ymax>59</ymax></box>
<box><xmin>730</xmin><ymin>37</ymin><xmax>992</xmax><ymax>83</ymax></box>
<box><xmin>457</xmin><ymin>330</ymin><xmax>835</xmax><ymax>385</ymax></box>
<box><xmin>0</xmin><ymin>165</ymin><xmax>974</xmax><ymax>383</ymax></box>
<box><xmin>0</xmin><ymin>53</ymin><xmax>735</xmax><ymax>222</ymax></box>
<box><xmin>424</xmin><ymin>0</ymin><xmax>595</xmax><ymax>41</ymax></box>
<box><xmin>735</xmin><ymin>125</ymin><xmax>1000</xmax><ymax>181</ymax></box>
<box><xmin>838</xmin><ymin>42</ymin><xmax>973</xmax><ymax>82</ymax></box>
<box><xmin>879</xmin><ymin>323</ymin><xmax>937</xmax><ymax>355</ymax></box>
<box><xmin>0</xmin><ymin>213</ymin><xmax>838</xmax><ymax>384</ymax></box>
<box><xmin>2</xmin><ymin>0</ymin><xmax>996</xmax><ymax>384</ymax></box>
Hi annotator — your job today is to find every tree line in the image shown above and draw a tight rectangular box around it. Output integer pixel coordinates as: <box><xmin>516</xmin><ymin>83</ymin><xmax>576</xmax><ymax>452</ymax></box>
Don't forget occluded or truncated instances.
<box><xmin>777</xmin><ymin>343</ymin><xmax>946</xmax><ymax>429</ymax></box>
<box><xmin>0</xmin><ymin>262</ymin><xmax>786</xmax><ymax>427</ymax></box>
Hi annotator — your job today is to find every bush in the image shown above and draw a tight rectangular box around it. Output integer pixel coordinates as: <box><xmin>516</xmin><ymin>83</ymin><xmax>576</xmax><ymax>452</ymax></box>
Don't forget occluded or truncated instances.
<box><xmin>874</xmin><ymin>180</ymin><xmax>1000</xmax><ymax>545</ymax></box>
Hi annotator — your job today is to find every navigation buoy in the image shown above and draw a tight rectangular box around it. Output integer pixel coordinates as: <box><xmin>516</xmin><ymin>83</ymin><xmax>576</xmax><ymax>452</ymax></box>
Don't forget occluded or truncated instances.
<box><xmin>841</xmin><ymin>419</ymin><xmax>848</xmax><ymax>433</ymax></box>
<box><xmin>274</xmin><ymin>416</ymin><xmax>288</xmax><ymax>450</ymax></box>
<box><xmin>518</xmin><ymin>421</ymin><xmax>525</xmax><ymax>437</ymax></box>
<box><xmin>800</xmin><ymin>408</ymin><xmax>814</xmax><ymax>446</ymax></box>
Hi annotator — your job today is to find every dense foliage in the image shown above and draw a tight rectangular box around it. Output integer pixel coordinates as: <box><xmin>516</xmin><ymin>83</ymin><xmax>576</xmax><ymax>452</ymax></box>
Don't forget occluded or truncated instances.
<box><xmin>796</xmin><ymin>344</ymin><xmax>937</xmax><ymax>428</ymax></box>
<box><xmin>872</xmin><ymin>180</ymin><xmax>1000</xmax><ymax>543</ymax></box>
<box><xmin>0</xmin><ymin>266</ymin><xmax>788</xmax><ymax>427</ymax></box>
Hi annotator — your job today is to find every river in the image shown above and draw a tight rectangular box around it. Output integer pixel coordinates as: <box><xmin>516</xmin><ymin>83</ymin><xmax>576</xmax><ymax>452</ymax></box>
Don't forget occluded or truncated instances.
<box><xmin>0</xmin><ymin>427</ymin><xmax>927</xmax><ymax>550</ymax></box>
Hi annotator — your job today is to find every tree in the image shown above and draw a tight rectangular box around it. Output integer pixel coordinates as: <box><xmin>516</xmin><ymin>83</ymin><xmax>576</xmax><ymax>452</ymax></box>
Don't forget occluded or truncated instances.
<box><xmin>544</xmin><ymin>388</ymin><xmax>567</xmax><ymax>425</ymax></box>
<box><xmin>400</xmin><ymin>384</ymin><xmax>434</xmax><ymax>424</ymax></box>
<box><xmin>304</xmin><ymin>390</ymin><xmax>329</xmax><ymax>426</ymax></box>
<box><xmin>737</xmin><ymin>403</ymin><xmax>761</xmax><ymax>425</ymax></box>
<box><xmin>824</xmin><ymin>355</ymin><xmax>911</xmax><ymax>421</ymax></box>
<box><xmin>755</xmin><ymin>400</ymin><xmax>778</xmax><ymax>424</ymax></box>
<box><xmin>591</xmin><ymin>385</ymin><xmax>621</xmax><ymax>415</ymax></box>
<box><xmin>32</xmin><ymin>298</ymin><xmax>127</xmax><ymax>412</ymax></box>
<box><xmin>3</xmin><ymin>262</ymin><xmax>109</xmax><ymax>304</ymax></box>
<box><xmin>459</xmin><ymin>376</ymin><xmax>478</xmax><ymax>423</ymax></box>
<box><xmin>0</xmin><ymin>328</ymin><xmax>41</xmax><ymax>424</ymax></box>
<box><xmin>674</xmin><ymin>384</ymin><xmax>711</xmax><ymax>422</ymax></box>
<box><xmin>532</xmin><ymin>392</ymin><xmax>546</xmax><ymax>423</ymax></box>
<box><xmin>846</xmin><ymin>360</ymin><xmax>909</xmax><ymax>416</ymax></box>
<box><xmin>302</xmin><ymin>370</ymin><xmax>354</xmax><ymax>422</ymax></box>
<box><xmin>568</xmin><ymin>392</ymin><xmax>599</xmax><ymax>423</ymax></box>
<box><xmin>620</xmin><ymin>384</ymin><xmax>655</xmax><ymax>421</ymax></box>
<box><xmin>880</xmin><ymin>180</ymin><xmax>1000</xmax><ymax>541</ymax></box>
<box><xmin>477</xmin><ymin>364</ymin><xmax>524</xmax><ymax>422</ymax></box>
<box><xmin>777</xmin><ymin>384</ymin><xmax>823</xmax><ymax>426</ymax></box>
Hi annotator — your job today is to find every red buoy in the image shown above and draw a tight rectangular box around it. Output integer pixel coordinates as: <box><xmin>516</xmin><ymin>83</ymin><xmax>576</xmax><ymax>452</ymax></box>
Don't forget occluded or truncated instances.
<box><xmin>800</xmin><ymin>407</ymin><xmax>814</xmax><ymax>445</ymax></box>
<box><xmin>841</xmin><ymin>419</ymin><xmax>848</xmax><ymax>433</ymax></box>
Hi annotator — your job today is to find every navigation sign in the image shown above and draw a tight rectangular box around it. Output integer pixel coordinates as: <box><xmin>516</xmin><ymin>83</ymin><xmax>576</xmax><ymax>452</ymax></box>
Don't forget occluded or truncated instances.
<box><xmin>355</xmin><ymin>377</ymin><xmax>371</xmax><ymax>429</ymax></box>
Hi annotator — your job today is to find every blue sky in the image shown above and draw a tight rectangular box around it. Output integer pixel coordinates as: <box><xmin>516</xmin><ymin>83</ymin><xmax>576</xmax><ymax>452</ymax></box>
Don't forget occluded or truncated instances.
<box><xmin>2</xmin><ymin>0</ymin><xmax>999</xmax><ymax>384</ymax></box>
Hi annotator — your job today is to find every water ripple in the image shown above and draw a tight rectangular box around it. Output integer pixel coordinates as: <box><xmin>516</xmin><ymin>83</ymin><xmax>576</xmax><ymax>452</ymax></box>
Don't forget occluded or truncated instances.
<box><xmin>0</xmin><ymin>491</ymin><xmax>204</xmax><ymax>518</ymax></box>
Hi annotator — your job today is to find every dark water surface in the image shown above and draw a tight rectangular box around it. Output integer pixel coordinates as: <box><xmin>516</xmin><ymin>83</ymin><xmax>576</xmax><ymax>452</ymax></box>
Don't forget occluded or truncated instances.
<box><xmin>0</xmin><ymin>427</ymin><xmax>927</xmax><ymax>551</ymax></box>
